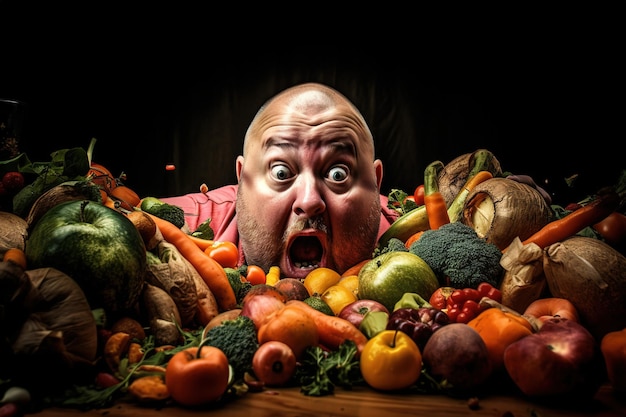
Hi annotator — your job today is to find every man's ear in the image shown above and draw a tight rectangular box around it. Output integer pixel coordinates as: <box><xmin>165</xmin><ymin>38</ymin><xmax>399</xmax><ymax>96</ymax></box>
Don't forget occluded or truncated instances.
<box><xmin>374</xmin><ymin>159</ymin><xmax>383</xmax><ymax>190</ymax></box>
<box><xmin>236</xmin><ymin>155</ymin><xmax>244</xmax><ymax>182</ymax></box>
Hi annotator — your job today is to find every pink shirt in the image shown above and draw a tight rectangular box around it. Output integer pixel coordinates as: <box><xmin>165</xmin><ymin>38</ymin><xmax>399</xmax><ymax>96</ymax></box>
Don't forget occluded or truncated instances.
<box><xmin>161</xmin><ymin>185</ymin><xmax>399</xmax><ymax>254</ymax></box>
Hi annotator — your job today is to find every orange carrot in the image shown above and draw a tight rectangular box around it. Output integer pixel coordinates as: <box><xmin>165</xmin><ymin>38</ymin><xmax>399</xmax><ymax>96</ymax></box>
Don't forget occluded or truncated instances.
<box><xmin>341</xmin><ymin>259</ymin><xmax>370</xmax><ymax>277</ymax></box>
<box><xmin>404</xmin><ymin>230</ymin><xmax>424</xmax><ymax>249</ymax></box>
<box><xmin>512</xmin><ymin>191</ymin><xmax>619</xmax><ymax>251</ymax></box>
<box><xmin>187</xmin><ymin>234</ymin><xmax>215</xmax><ymax>251</ymax></box>
<box><xmin>464</xmin><ymin>170</ymin><xmax>494</xmax><ymax>191</ymax></box>
<box><xmin>146</xmin><ymin>213</ymin><xmax>237</xmax><ymax>311</ymax></box>
<box><xmin>446</xmin><ymin>170</ymin><xmax>494</xmax><ymax>222</ymax></box>
<box><xmin>423</xmin><ymin>161</ymin><xmax>450</xmax><ymax>230</ymax></box>
<box><xmin>424</xmin><ymin>192</ymin><xmax>450</xmax><ymax>230</ymax></box>
<box><xmin>285</xmin><ymin>299</ymin><xmax>368</xmax><ymax>357</ymax></box>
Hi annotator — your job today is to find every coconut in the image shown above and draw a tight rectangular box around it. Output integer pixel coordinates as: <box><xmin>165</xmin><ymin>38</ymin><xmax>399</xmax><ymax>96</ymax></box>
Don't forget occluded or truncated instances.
<box><xmin>437</xmin><ymin>149</ymin><xmax>502</xmax><ymax>206</ymax></box>
<box><xmin>461</xmin><ymin>177</ymin><xmax>554</xmax><ymax>251</ymax></box>
<box><xmin>543</xmin><ymin>236</ymin><xmax>626</xmax><ymax>341</ymax></box>
<box><xmin>0</xmin><ymin>211</ymin><xmax>28</xmax><ymax>257</ymax></box>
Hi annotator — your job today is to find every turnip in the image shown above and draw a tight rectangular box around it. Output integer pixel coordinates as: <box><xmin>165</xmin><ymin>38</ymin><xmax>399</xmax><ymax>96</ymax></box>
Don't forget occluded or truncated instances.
<box><xmin>421</xmin><ymin>323</ymin><xmax>492</xmax><ymax>394</ymax></box>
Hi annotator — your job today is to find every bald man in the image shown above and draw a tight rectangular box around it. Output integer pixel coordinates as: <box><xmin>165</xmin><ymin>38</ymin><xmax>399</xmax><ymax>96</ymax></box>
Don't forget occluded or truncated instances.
<box><xmin>162</xmin><ymin>83</ymin><xmax>398</xmax><ymax>279</ymax></box>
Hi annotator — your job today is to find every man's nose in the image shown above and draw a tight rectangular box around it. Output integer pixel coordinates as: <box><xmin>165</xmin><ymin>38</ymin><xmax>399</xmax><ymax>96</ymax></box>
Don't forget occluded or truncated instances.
<box><xmin>293</xmin><ymin>175</ymin><xmax>326</xmax><ymax>217</ymax></box>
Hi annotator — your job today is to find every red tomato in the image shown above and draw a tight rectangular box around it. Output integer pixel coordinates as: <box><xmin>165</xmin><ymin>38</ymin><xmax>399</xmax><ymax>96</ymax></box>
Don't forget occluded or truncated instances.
<box><xmin>165</xmin><ymin>346</ymin><xmax>230</xmax><ymax>406</ymax></box>
<box><xmin>593</xmin><ymin>211</ymin><xmax>626</xmax><ymax>246</ymax></box>
<box><xmin>413</xmin><ymin>184</ymin><xmax>425</xmax><ymax>206</ymax></box>
<box><xmin>252</xmin><ymin>340</ymin><xmax>297</xmax><ymax>386</ymax></box>
<box><xmin>205</xmin><ymin>241</ymin><xmax>239</xmax><ymax>269</ymax></box>
<box><xmin>245</xmin><ymin>265</ymin><xmax>267</xmax><ymax>285</ymax></box>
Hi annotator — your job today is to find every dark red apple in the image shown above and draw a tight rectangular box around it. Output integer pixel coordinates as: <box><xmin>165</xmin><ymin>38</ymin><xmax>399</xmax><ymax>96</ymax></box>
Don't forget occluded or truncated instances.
<box><xmin>338</xmin><ymin>299</ymin><xmax>389</xmax><ymax>328</ymax></box>
<box><xmin>503</xmin><ymin>317</ymin><xmax>604</xmax><ymax>400</ymax></box>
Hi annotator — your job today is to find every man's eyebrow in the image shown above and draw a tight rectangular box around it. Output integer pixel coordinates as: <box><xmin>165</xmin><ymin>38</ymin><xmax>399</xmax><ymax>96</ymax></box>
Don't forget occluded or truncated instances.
<box><xmin>328</xmin><ymin>139</ymin><xmax>356</xmax><ymax>155</ymax></box>
<box><xmin>263</xmin><ymin>136</ymin><xmax>298</xmax><ymax>150</ymax></box>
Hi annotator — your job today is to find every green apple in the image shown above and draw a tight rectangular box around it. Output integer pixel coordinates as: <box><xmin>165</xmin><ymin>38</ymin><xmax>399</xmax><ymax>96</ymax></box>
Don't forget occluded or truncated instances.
<box><xmin>358</xmin><ymin>251</ymin><xmax>438</xmax><ymax>312</ymax></box>
<box><xmin>25</xmin><ymin>199</ymin><xmax>146</xmax><ymax>315</ymax></box>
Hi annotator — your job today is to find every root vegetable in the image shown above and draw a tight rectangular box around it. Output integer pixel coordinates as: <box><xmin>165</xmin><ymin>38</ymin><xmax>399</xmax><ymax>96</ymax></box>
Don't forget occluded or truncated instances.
<box><xmin>462</xmin><ymin>177</ymin><xmax>554</xmax><ymax>250</ymax></box>
<box><xmin>543</xmin><ymin>236</ymin><xmax>626</xmax><ymax>340</ymax></box>
<box><xmin>421</xmin><ymin>323</ymin><xmax>492</xmax><ymax>393</ymax></box>
<box><xmin>437</xmin><ymin>149</ymin><xmax>502</xmax><ymax>206</ymax></box>
<box><xmin>146</xmin><ymin>240</ymin><xmax>199</xmax><ymax>326</ymax></box>
<box><xmin>0</xmin><ymin>211</ymin><xmax>28</xmax><ymax>256</ymax></box>
<box><xmin>141</xmin><ymin>283</ymin><xmax>182</xmax><ymax>346</ymax></box>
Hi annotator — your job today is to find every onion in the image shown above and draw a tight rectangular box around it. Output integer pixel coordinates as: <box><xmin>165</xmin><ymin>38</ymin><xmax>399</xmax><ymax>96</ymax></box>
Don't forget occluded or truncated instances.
<box><xmin>543</xmin><ymin>236</ymin><xmax>626</xmax><ymax>341</ymax></box>
<box><xmin>461</xmin><ymin>177</ymin><xmax>554</xmax><ymax>251</ymax></box>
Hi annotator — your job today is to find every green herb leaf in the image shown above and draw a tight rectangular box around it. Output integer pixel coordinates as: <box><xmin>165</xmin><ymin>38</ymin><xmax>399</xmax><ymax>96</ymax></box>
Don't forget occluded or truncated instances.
<box><xmin>295</xmin><ymin>341</ymin><xmax>362</xmax><ymax>396</ymax></box>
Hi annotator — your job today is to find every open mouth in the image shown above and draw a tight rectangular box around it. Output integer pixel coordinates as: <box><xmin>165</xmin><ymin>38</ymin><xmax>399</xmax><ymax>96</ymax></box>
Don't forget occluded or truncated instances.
<box><xmin>288</xmin><ymin>235</ymin><xmax>325</xmax><ymax>270</ymax></box>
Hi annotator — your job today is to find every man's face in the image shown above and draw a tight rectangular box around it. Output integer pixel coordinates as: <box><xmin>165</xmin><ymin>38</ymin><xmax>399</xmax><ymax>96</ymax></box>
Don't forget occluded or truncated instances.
<box><xmin>235</xmin><ymin>88</ymin><xmax>382</xmax><ymax>279</ymax></box>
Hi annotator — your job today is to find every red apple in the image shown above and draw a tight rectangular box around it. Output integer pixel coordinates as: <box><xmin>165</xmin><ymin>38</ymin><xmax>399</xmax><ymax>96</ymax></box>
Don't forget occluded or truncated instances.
<box><xmin>338</xmin><ymin>299</ymin><xmax>389</xmax><ymax>328</ymax></box>
<box><xmin>503</xmin><ymin>317</ymin><xmax>604</xmax><ymax>400</ymax></box>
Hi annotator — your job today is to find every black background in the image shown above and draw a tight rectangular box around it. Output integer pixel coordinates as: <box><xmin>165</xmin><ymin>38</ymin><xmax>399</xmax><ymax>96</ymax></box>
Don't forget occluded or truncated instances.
<box><xmin>1</xmin><ymin>2</ymin><xmax>623</xmax><ymax>206</ymax></box>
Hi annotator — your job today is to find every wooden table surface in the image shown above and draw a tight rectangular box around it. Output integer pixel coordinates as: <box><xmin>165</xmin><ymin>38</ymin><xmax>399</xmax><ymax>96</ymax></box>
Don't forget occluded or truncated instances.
<box><xmin>29</xmin><ymin>383</ymin><xmax>625</xmax><ymax>417</ymax></box>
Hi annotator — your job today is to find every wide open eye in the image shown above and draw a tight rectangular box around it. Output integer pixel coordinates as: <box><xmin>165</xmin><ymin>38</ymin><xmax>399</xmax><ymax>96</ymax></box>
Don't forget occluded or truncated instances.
<box><xmin>327</xmin><ymin>166</ymin><xmax>348</xmax><ymax>183</ymax></box>
<box><xmin>270</xmin><ymin>164</ymin><xmax>294</xmax><ymax>181</ymax></box>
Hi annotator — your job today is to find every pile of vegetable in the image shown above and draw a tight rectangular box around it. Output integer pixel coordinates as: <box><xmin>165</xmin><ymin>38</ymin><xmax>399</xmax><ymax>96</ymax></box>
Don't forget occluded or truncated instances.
<box><xmin>2</xmin><ymin>144</ymin><xmax>626</xmax><ymax>415</ymax></box>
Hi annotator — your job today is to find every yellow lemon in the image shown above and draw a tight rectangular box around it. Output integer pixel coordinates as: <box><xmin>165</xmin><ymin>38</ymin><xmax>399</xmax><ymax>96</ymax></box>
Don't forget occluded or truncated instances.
<box><xmin>321</xmin><ymin>284</ymin><xmax>358</xmax><ymax>315</ymax></box>
<box><xmin>303</xmin><ymin>267</ymin><xmax>341</xmax><ymax>296</ymax></box>
<box><xmin>337</xmin><ymin>274</ymin><xmax>359</xmax><ymax>297</ymax></box>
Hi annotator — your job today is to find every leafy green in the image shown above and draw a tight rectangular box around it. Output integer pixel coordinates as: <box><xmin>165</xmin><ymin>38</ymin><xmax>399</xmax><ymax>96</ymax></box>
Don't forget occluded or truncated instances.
<box><xmin>295</xmin><ymin>340</ymin><xmax>363</xmax><ymax>396</ymax></box>
<box><xmin>192</xmin><ymin>218</ymin><xmax>215</xmax><ymax>240</ymax></box>
<box><xmin>387</xmin><ymin>188</ymin><xmax>418</xmax><ymax>216</ymax></box>
<box><xmin>8</xmin><ymin>147</ymin><xmax>91</xmax><ymax>217</ymax></box>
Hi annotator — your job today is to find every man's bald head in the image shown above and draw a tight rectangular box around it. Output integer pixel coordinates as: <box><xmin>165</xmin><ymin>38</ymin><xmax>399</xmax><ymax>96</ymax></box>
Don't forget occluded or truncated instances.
<box><xmin>243</xmin><ymin>83</ymin><xmax>373</xmax><ymax>156</ymax></box>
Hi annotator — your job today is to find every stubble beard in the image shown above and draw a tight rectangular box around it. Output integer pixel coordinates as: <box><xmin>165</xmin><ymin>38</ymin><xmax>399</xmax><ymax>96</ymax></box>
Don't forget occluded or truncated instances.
<box><xmin>236</xmin><ymin>191</ymin><xmax>381</xmax><ymax>274</ymax></box>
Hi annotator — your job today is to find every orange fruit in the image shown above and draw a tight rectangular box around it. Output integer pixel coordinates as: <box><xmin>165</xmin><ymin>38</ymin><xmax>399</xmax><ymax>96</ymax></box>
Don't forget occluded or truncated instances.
<box><xmin>337</xmin><ymin>274</ymin><xmax>359</xmax><ymax>297</ymax></box>
<box><xmin>3</xmin><ymin>247</ymin><xmax>27</xmax><ymax>269</ymax></box>
<box><xmin>303</xmin><ymin>267</ymin><xmax>341</xmax><ymax>296</ymax></box>
<box><xmin>321</xmin><ymin>284</ymin><xmax>358</xmax><ymax>315</ymax></box>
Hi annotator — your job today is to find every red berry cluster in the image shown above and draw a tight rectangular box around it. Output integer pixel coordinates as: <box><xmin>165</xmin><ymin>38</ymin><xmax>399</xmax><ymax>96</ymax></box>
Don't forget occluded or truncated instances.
<box><xmin>429</xmin><ymin>282</ymin><xmax>502</xmax><ymax>324</ymax></box>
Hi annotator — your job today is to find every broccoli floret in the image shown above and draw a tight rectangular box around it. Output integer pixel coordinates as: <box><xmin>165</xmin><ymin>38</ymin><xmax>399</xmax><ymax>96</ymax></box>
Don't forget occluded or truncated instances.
<box><xmin>203</xmin><ymin>315</ymin><xmax>259</xmax><ymax>381</ymax></box>
<box><xmin>224</xmin><ymin>266</ymin><xmax>253</xmax><ymax>306</ymax></box>
<box><xmin>408</xmin><ymin>222</ymin><xmax>504</xmax><ymax>289</ymax></box>
<box><xmin>140</xmin><ymin>196</ymin><xmax>186</xmax><ymax>228</ymax></box>
<box><xmin>373</xmin><ymin>237</ymin><xmax>408</xmax><ymax>257</ymax></box>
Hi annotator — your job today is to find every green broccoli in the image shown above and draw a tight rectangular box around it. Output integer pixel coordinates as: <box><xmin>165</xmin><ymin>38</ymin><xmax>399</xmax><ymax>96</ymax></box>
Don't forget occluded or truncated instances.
<box><xmin>203</xmin><ymin>315</ymin><xmax>259</xmax><ymax>381</ymax></box>
<box><xmin>408</xmin><ymin>222</ymin><xmax>504</xmax><ymax>289</ymax></box>
<box><xmin>373</xmin><ymin>237</ymin><xmax>408</xmax><ymax>257</ymax></box>
<box><xmin>224</xmin><ymin>266</ymin><xmax>253</xmax><ymax>306</ymax></box>
<box><xmin>140</xmin><ymin>196</ymin><xmax>186</xmax><ymax>228</ymax></box>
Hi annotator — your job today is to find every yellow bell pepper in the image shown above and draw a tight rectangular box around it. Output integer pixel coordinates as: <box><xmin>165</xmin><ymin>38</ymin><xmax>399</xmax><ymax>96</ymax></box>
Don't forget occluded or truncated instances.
<box><xmin>467</xmin><ymin>307</ymin><xmax>533</xmax><ymax>372</ymax></box>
